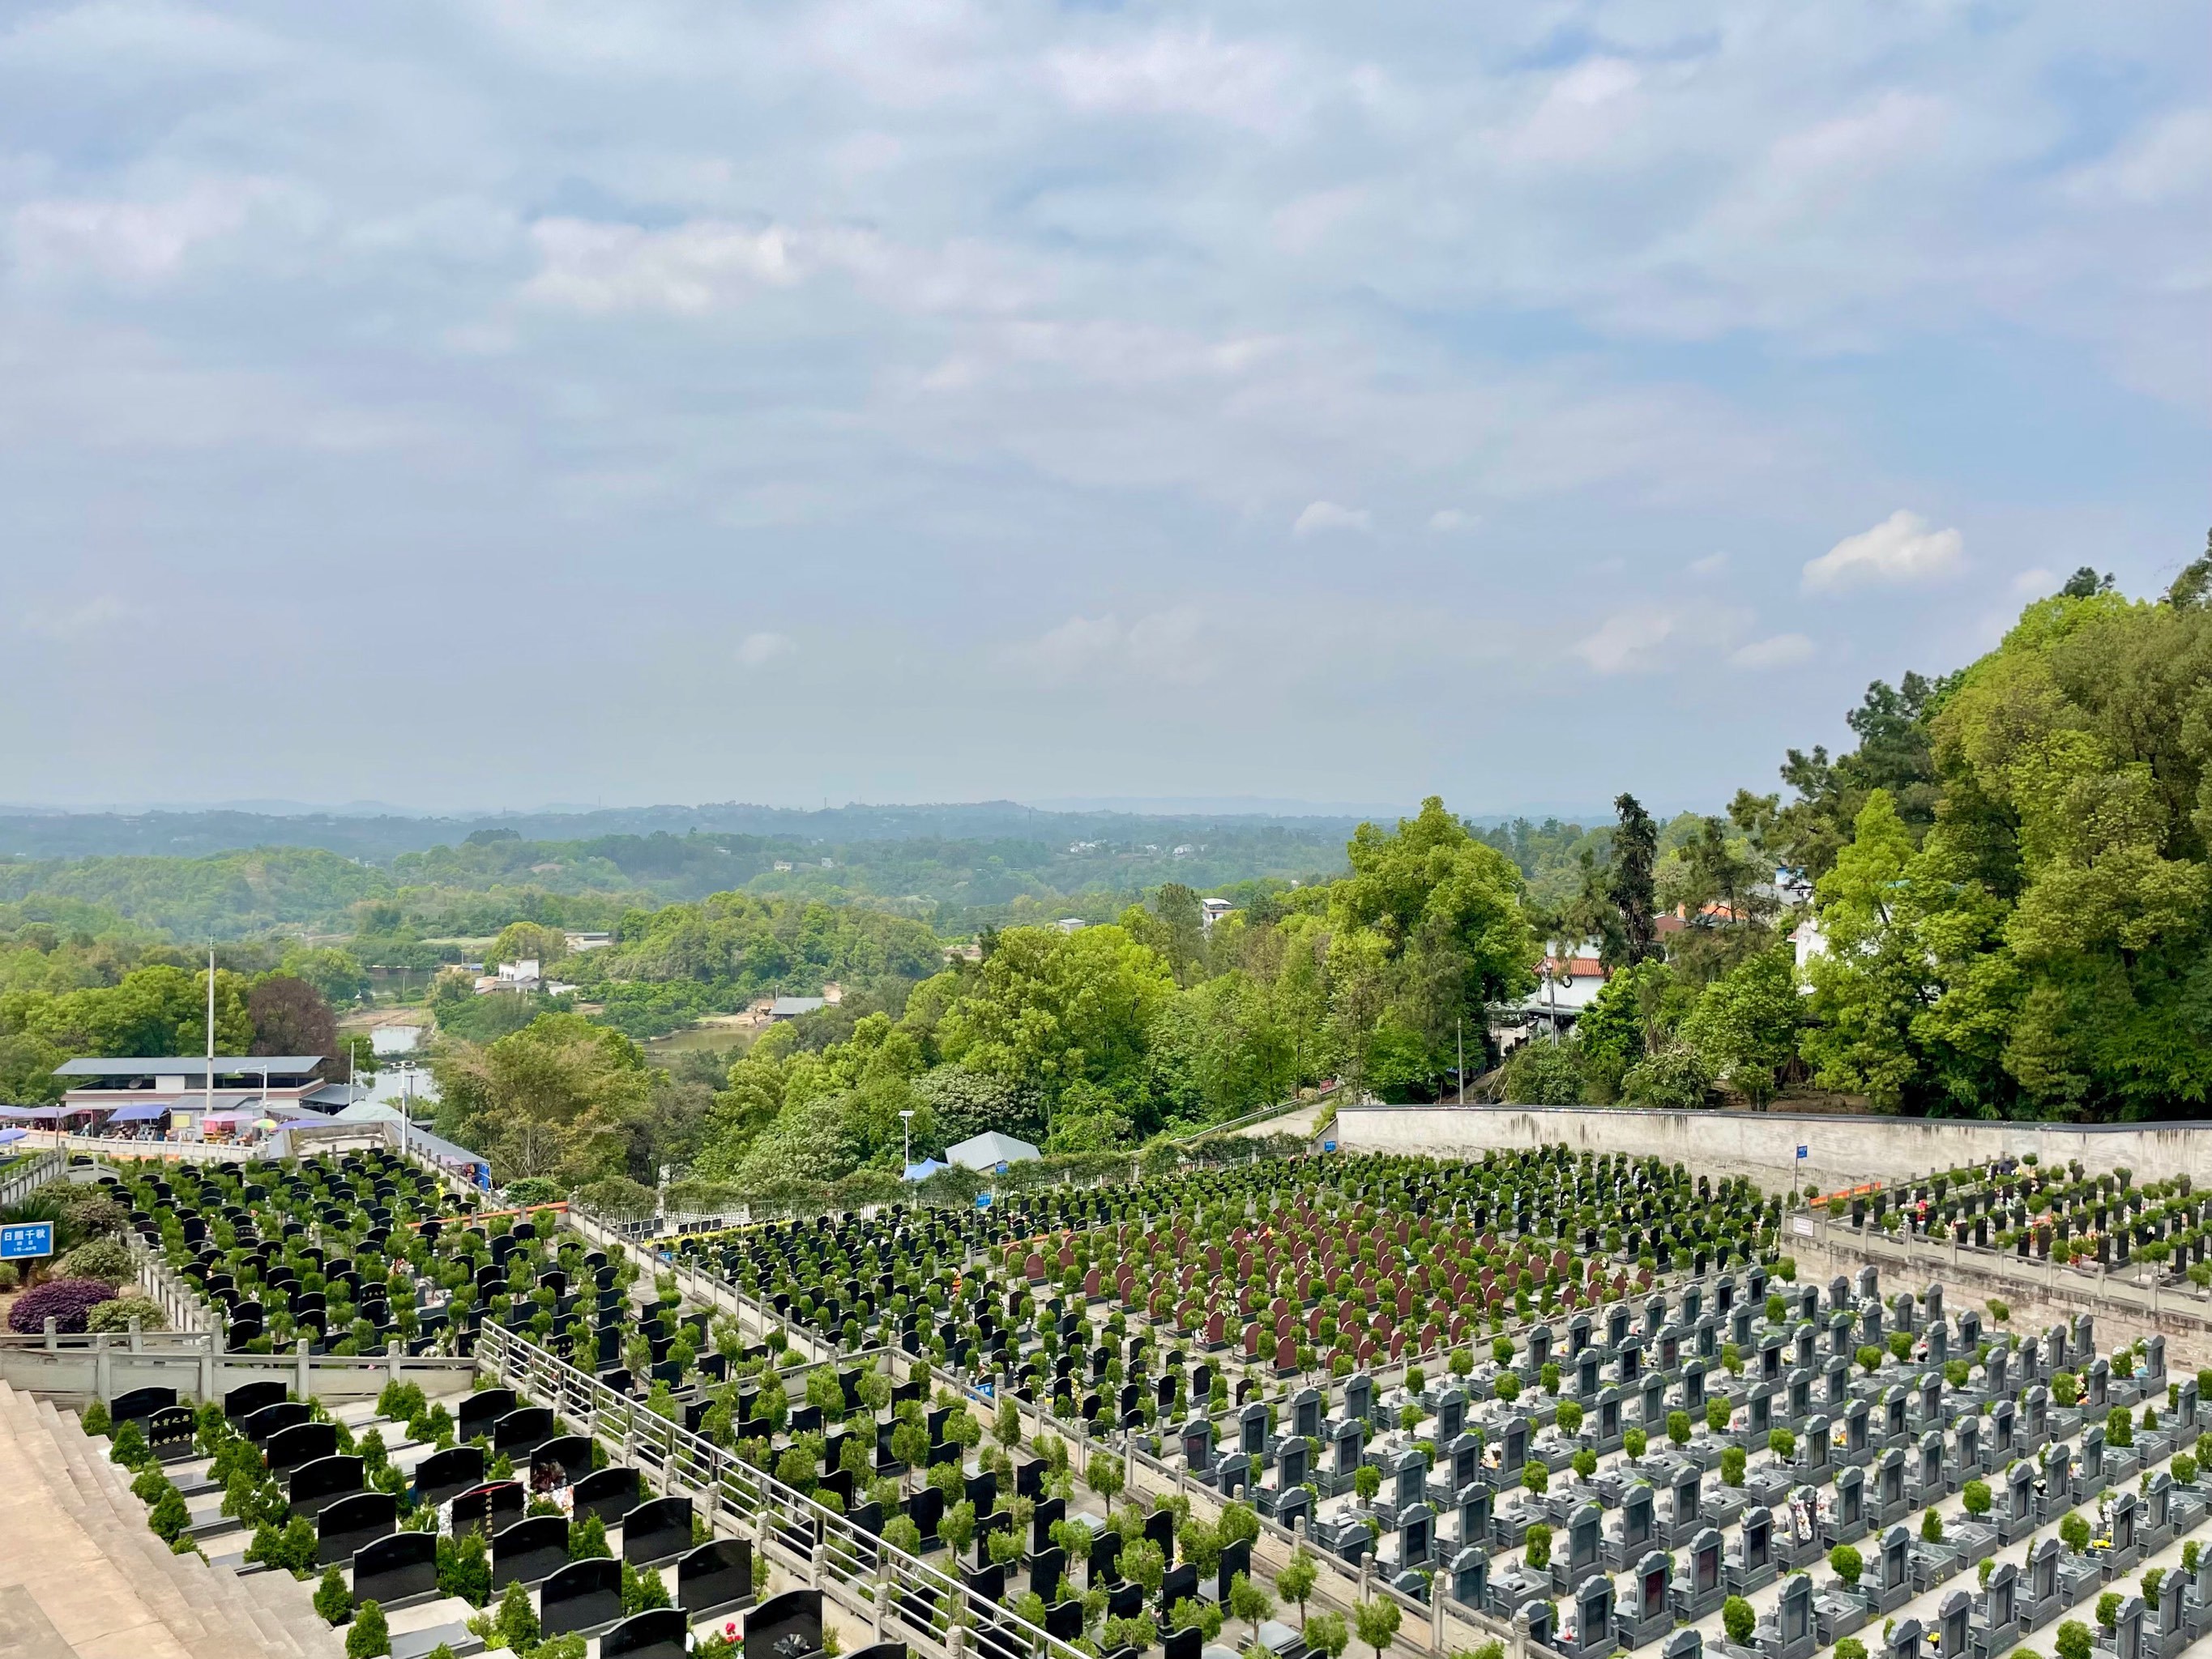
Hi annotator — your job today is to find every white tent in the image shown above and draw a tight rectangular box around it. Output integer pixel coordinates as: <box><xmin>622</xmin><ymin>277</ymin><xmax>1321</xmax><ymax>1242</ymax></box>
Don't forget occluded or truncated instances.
<box><xmin>335</xmin><ymin>1102</ymin><xmax>407</xmax><ymax>1124</ymax></box>
<box><xmin>946</xmin><ymin>1130</ymin><xmax>1041</xmax><ymax>1172</ymax></box>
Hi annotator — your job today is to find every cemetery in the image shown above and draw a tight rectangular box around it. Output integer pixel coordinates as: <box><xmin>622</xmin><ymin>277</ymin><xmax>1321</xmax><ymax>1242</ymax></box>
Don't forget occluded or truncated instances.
<box><xmin>2</xmin><ymin>1138</ymin><xmax>2209</xmax><ymax>1659</ymax></box>
<box><xmin>1812</xmin><ymin>1158</ymin><xmax>2212</xmax><ymax>1284</ymax></box>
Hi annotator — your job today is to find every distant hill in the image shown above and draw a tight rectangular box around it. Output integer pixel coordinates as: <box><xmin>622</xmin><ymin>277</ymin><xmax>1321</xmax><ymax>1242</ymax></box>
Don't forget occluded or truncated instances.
<box><xmin>0</xmin><ymin>800</ymin><xmax>1377</xmax><ymax>862</ymax></box>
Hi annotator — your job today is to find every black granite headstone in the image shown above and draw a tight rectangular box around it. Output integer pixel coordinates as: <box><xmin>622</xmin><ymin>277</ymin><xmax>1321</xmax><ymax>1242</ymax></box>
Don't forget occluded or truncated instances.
<box><xmin>485</xmin><ymin>1512</ymin><xmax>569</xmax><ymax>1587</ymax></box>
<box><xmin>745</xmin><ymin>1588</ymin><xmax>825</xmax><ymax>1659</ymax></box>
<box><xmin>573</xmin><ymin>1465</ymin><xmax>643</xmax><ymax>1526</ymax></box>
<box><xmin>412</xmin><ymin>1444</ymin><xmax>486</xmax><ymax>1508</ymax></box>
<box><xmin>314</xmin><ymin>1490</ymin><xmax>397</xmax><ymax>1565</ymax></box>
<box><xmin>540</xmin><ymin>1557</ymin><xmax>624</xmax><ymax>1636</ymax></box>
<box><xmin>285</xmin><ymin>1453</ymin><xmax>364</xmax><ymax>1518</ymax></box>
<box><xmin>600</xmin><ymin>1607</ymin><xmax>689</xmax><ymax>1659</ymax></box>
<box><xmin>677</xmin><ymin>1537</ymin><xmax>754</xmax><ymax>1618</ymax></box>
<box><xmin>621</xmin><ymin>1495</ymin><xmax>694</xmax><ymax>1567</ymax></box>
<box><xmin>350</xmin><ymin>1529</ymin><xmax>437</xmax><ymax>1606</ymax></box>
<box><xmin>451</xmin><ymin>1480</ymin><xmax>525</xmax><ymax>1536</ymax></box>
<box><xmin>224</xmin><ymin>1380</ymin><xmax>286</xmax><ymax>1420</ymax></box>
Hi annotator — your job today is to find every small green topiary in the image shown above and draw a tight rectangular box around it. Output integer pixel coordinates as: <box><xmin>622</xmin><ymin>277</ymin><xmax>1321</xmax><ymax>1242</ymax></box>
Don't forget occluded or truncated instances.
<box><xmin>107</xmin><ymin>1419</ymin><xmax>151</xmax><ymax>1468</ymax></box>
<box><xmin>1723</xmin><ymin>1596</ymin><xmax>1755</xmax><ymax>1646</ymax></box>
<box><xmin>314</xmin><ymin>1565</ymin><xmax>354</xmax><ymax>1625</ymax></box>
<box><xmin>345</xmin><ymin>1599</ymin><xmax>390</xmax><ymax>1657</ymax></box>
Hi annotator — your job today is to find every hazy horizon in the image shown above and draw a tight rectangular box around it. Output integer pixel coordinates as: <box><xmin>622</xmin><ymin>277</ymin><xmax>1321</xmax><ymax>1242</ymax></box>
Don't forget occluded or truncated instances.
<box><xmin>0</xmin><ymin>793</ymin><xmax>1626</xmax><ymax>826</ymax></box>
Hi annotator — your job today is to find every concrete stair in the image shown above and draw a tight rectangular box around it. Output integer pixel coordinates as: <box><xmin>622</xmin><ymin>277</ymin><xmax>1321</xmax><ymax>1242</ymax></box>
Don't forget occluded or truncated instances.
<box><xmin>0</xmin><ymin>1380</ymin><xmax>344</xmax><ymax>1658</ymax></box>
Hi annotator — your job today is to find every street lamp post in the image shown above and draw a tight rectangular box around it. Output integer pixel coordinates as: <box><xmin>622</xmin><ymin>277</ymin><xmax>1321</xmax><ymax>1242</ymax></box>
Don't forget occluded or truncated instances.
<box><xmin>899</xmin><ymin>1110</ymin><xmax>915</xmax><ymax>1175</ymax></box>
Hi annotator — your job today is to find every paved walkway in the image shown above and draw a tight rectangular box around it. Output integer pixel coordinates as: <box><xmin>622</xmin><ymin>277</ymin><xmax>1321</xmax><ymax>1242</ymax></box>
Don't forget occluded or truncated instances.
<box><xmin>0</xmin><ymin>1380</ymin><xmax>342</xmax><ymax>1657</ymax></box>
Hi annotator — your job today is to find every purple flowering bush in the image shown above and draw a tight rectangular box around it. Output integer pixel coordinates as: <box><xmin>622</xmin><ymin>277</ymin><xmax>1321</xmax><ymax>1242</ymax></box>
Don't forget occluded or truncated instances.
<box><xmin>7</xmin><ymin>1277</ymin><xmax>118</xmax><ymax>1333</ymax></box>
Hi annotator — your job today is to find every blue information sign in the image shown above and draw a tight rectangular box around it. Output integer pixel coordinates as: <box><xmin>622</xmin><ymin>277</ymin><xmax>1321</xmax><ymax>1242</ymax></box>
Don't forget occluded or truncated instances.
<box><xmin>0</xmin><ymin>1222</ymin><xmax>53</xmax><ymax>1260</ymax></box>
<box><xmin>1796</xmin><ymin>1145</ymin><xmax>1808</xmax><ymax>1160</ymax></box>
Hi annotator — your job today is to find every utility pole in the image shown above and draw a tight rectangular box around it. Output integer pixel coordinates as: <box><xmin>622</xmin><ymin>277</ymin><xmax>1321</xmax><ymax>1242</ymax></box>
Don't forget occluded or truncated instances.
<box><xmin>1457</xmin><ymin>1017</ymin><xmax>1465</xmax><ymax>1106</ymax></box>
<box><xmin>899</xmin><ymin>1109</ymin><xmax>914</xmax><ymax>1175</ymax></box>
<box><xmin>203</xmin><ymin>945</ymin><xmax>216</xmax><ymax>1132</ymax></box>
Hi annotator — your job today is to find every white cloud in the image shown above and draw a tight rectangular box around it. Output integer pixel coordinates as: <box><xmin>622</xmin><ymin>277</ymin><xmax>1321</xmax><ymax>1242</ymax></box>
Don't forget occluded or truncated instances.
<box><xmin>1006</xmin><ymin>607</ymin><xmax>1210</xmax><ymax>685</ymax></box>
<box><xmin>735</xmin><ymin>631</ymin><xmax>796</xmax><ymax>667</ymax></box>
<box><xmin>1575</xmin><ymin>611</ymin><xmax>1678</xmax><ymax>676</ymax></box>
<box><xmin>1045</xmin><ymin>28</ymin><xmax>1302</xmax><ymax>134</ymax></box>
<box><xmin>1689</xmin><ymin>553</ymin><xmax>1727</xmax><ymax>577</ymax></box>
<box><xmin>1730</xmin><ymin>633</ymin><xmax>1817</xmax><ymax>670</ymax></box>
<box><xmin>1428</xmin><ymin>508</ymin><xmax>1475</xmax><ymax>532</ymax></box>
<box><xmin>1505</xmin><ymin>57</ymin><xmax>1646</xmax><ymax>167</ymax></box>
<box><xmin>0</xmin><ymin>0</ymin><xmax>2201</xmax><ymax>805</ymax></box>
<box><xmin>1292</xmin><ymin>501</ymin><xmax>1370</xmax><ymax>538</ymax></box>
<box><xmin>22</xmin><ymin>595</ymin><xmax>132</xmax><ymax>641</ymax></box>
<box><xmin>523</xmin><ymin>217</ymin><xmax>812</xmax><ymax>315</ymax></box>
<box><xmin>11</xmin><ymin>180</ymin><xmax>275</xmax><ymax>283</ymax></box>
<box><xmin>1803</xmin><ymin>510</ymin><xmax>1965</xmax><ymax>592</ymax></box>
<box><xmin>2063</xmin><ymin>109</ymin><xmax>2212</xmax><ymax>207</ymax></box>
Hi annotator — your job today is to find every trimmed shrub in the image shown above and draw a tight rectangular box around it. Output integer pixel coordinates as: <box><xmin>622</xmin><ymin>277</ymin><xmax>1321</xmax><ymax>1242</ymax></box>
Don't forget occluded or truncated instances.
<box><xmin>147</xmin><ymin>1484</ymin><xmax>191</xmax><ymax>1542</ymax></box>
<box><xmin>315</xmin><ymin>1565</ymin><xmax>355</xmax><ymax>1625</ymax></box>
<box><xmin>1723</xmin><ymin>1596</ymin><xmax>1755</xmax><ymax>1645</ymax></box>
<box><xmin>56</xmin><ymin>1238</ymin><xmax>134</xmax><ymax>1285</ymax></box>
<box><xmin>108</xmin><ymin>1420</ymin><xmax>152</xmax><ymax>1468</ymax></box>
<box><xmin>7</xmin><ymin>1277</ymin><xmax>117</xmax><ymax>1334</ymax></box>
<box><xmin>84</xmin><ymin>1297</ymin><xmax>165</xmax><ymax>1334</ymax></box>
<box><xmin>345</xmin><ymin>1600</ymin><xmax>390</xmax><ymax>1658</ymax></box>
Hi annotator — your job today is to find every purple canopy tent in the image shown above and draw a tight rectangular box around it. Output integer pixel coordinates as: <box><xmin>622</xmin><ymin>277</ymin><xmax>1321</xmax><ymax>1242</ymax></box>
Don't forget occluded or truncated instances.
<box><xmin>102</xmin><ymin>1102</ymin><xmax>172</xmax><ymax>1124</ymax></box>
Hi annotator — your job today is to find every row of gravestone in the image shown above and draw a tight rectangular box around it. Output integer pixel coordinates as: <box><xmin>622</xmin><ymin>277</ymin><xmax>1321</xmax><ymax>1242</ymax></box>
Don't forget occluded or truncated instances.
<box><xmin>1275</xmin><ymin>1298</ymin><xmax>2203</xmax><ymax>1631</ymax></box>
<box><xmin>690</xmin><ymin>1147</ymin><xmax>1753</xmax><ymax>1332</ymax></box>
<box><xmin>490</xmin><ymin>1316</ymin><xmax>1266</xmax><ymax>1659</ymax></box>
<box><xmin>1842</xmin><ymin>1171</ymin><xmax>2210</xmax><ymax>1271</ymax></box>
<box><xmin>1482</xmin><ymin>1408</ymin><xmax>2206</xmax><ymax>1639</ymax></box>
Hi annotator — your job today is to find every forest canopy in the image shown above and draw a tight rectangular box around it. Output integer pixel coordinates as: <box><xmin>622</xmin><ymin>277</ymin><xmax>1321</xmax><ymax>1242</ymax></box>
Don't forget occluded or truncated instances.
<box><xmin>6</xmin><ymin>543</ymin><xmax>2209</xmax><ymax>1179</ymax></box>
<box><xmin>1500</xmin><ymin>546</ymin><xmax>2212</xmax><ymax>1122</ymax></box>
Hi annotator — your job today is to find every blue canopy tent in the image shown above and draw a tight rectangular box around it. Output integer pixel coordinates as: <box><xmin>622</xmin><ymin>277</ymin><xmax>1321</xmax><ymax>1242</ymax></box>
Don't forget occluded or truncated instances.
<box><xmin>101</xmin><ymin>1102</ymin><xmax>171</xmax><ymax>1124</ymax></box>
<box><xmin>903</xmin><ymin>1158</ymin><xmax>950</xmax><ymax>1182</ymax></box>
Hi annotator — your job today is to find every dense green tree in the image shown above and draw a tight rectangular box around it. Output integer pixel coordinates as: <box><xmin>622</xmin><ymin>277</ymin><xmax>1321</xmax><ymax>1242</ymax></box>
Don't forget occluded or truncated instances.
<box><xmin>433</xmin><ymin>1013</ymin><xmax>651</xmax><ymax>1184</ymax></box>
<box><xmin>1791</xmin><ymin>568</ymin><xmax>2212</xmax><ymax>1116</ymax></box>
<box><xmin>1575</xmin><ymin>961</ymin><xmax>1683</xmax><ymax>1098</ymax></box>
<box><xmin>1608</xmin><ymin>795</ymin><xmax>1662</xmax><ymax>965</ymax></box>
<box><xmin>246</xmin><ymin>975</ymin><xmax>337</xmax><ymax>1060</ymax></box>
<box><xmin>1</xmin><ymin>963</ymin><xmax>250</xmax><ymax>1060</ymax></box>
<box><xmin>935</xmin><ymin>923</ymin><xmax>1175</xmax><ymax>1115</ymax></box>
<box><xmin>1326</xmin><ymin>798</ymin><xmax>1535</xmax><ymax>1098</ymax></box>
<box><xmin>276</xmin><ymin>947</ymin><xmax>369</xmax><ymax>1006</ymax></box>
<box><xmin>485</xmin><ymin>921</ymin><xmax>570</xmax><ymax>969</ymax></box>
<box><xmin>1682</xmin><ymin>946</ymin><xmax>1803</xmax><ymax>1104</ymax></box>
<box><xmin>1770</xmin><ymin>672</ymin><xmax>1949</xmax><ymax>882</ymax></box>
<box><xmin>1120</xmin><ymin>884</ymin><xmax>1209</xmax><ymax>986</ymax></box>
<box><xmin>1499</xmin><ymin>1038</ymin><xmax>1585</xmax><ymax>1105</ymax></box>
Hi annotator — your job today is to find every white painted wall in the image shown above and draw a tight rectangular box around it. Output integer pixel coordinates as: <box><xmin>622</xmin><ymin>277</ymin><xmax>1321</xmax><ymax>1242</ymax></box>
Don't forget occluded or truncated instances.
<box><xmin>1333</xmin><ymin>1104</ymin><xmax>2212</xmax><ymax>1194</ymax></box>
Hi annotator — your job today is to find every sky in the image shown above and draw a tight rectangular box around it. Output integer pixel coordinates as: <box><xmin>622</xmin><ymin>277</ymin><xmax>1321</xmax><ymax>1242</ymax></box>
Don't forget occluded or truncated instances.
<box><xmin>2</xmin><ymin>0</ymin><xmax>2206</xmax><ymax>817</ymax></box>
